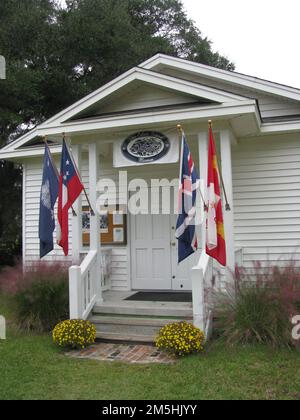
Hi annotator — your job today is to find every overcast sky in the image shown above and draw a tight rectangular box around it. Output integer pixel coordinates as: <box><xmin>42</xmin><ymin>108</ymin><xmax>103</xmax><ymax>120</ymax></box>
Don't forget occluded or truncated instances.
<box><xmin>182</xmin><ymin>0</ymin><xmax>300</xmax><ymax>88</ymax></box>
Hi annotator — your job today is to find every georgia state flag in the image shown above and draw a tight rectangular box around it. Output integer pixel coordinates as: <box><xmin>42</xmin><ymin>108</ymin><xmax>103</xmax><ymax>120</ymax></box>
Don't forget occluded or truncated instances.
<box><xmin>57</xmin><ymin>140</ymin><xmax>83</xmax><ymax>256</ymax></box>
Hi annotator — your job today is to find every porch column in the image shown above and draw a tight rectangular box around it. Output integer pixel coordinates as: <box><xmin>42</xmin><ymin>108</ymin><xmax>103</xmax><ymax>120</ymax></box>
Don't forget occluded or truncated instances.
<box><xmin>72</xmin><ymin>144</ymin><xmax>82</xmax><ymax>264</ymax></box>
<box><xmin>220</xmin><ymin>129</ymin><xmax>235</xmax><ymax>279</ymax></box>
<box><xmin>197</xmin><ymin>131</ymin><xmax>208</xmax><ymax>249</ymax></box>
<box><xmin>189</xmin><ymin>130</ymin><xmax>209</xmax><ymax>332</ymax></box>
<box><xmin>89</xmin><ymin>142</ymin><xmax>103</xmax><ymax>304</ymax></box>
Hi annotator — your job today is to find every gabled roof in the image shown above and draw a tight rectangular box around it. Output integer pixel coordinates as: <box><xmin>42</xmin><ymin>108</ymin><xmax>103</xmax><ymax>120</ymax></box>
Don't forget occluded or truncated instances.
<box><xmin>140</xmin><ymin>54</ymin><xmax>300</xmax><ymax>102</ymax></box>
<box><xmin>39</xmin><ymin>67</ymin><xmax>248</xmax><ymax>126</ymax></box>
<box><xmin>1</xmin><ymin>66</ymin><xmax>251</xmax><ymax>156</ymax></box>
<box><xmin>1</xmin><ymin>53</ymin><xmax>300</xmax><ymax>160</ymax></box>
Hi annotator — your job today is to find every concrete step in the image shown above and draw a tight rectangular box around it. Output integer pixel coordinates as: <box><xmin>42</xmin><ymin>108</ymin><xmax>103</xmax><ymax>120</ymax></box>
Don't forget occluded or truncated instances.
<box><xmin>93</xmin><ymin>302</ymin><xmax>193</xmax><ymax>319</ymax></box>
<box><xmin>90</xmin><ymin>315</ymin><xmax>186</xmax><ymax>342</ymax></box>
<box><xmin>96</xmin><ymin>331</ymin><xmax>156</xmax><ymax>344</ymax></box>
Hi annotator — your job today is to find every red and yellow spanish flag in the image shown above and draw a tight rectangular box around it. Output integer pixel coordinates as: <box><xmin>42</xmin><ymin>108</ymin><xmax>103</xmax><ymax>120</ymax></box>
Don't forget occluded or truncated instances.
<box><xmin>206</xmin><ymin>125</ymin><xmax>226</xmax><ymax>266</ymax></box>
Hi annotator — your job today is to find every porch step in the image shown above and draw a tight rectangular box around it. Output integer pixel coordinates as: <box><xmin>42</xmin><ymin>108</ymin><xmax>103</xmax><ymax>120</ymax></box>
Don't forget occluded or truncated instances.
<box><xmin>93</xmin><ymin>302</ymin><xmax>193</xmax><ymax>319</ymax></box>
<box><xmin>95</xmin><ymin>332</ymin><xmax>155</xmax><ymax>344</ymax></box>
<box><xmin>89</xmin><ymin>314</ymin><xmax>189</xmax><ymax>343</ymax></box>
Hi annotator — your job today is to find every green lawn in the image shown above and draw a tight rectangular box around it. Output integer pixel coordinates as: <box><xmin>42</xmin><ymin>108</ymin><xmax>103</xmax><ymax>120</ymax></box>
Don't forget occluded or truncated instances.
<box><xmin>0</xmin><ymin>293</ymin><xmax>300</xmax><ymax>400</ymax></box>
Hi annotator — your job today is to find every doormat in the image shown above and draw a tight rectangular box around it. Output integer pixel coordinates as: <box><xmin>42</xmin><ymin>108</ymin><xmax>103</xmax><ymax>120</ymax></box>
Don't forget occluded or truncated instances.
<box><xmin>125</xmin><ymin>292</ymin><xmax>192</xmax><ymax>303</ymax></box>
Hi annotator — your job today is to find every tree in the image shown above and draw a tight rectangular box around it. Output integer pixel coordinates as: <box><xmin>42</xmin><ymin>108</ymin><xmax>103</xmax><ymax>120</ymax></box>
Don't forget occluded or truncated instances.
<box><xmin>0</xmin><ymin>0</ymin><xmax>234</xmax><ymax>266</ymax></box>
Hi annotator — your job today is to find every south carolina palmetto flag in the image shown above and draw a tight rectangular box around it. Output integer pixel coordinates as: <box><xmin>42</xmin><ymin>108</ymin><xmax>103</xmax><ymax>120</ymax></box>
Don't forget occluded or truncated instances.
<box><xmin>206</xmin><ymin>126</ymin><xmax>226</xmax><ymax>267</ymax></box>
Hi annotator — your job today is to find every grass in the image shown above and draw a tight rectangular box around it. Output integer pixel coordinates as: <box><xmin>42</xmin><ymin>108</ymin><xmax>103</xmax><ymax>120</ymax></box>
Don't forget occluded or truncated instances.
<box><xmin>0</xmin><ymin>293</ymin><xmax>300</xmax><ymax>400</ymax></box>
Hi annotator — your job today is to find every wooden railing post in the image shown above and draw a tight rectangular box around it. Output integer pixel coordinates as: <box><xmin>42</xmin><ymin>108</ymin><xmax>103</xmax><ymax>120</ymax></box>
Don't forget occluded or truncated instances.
<box><xmin>191</xmin><ymin>265</ymin><xmax>205</xmax><ymax>332</ymax></box>
<box><xmin>69</xmin><ymin>265</ymin><xmax>81</xmax><ymax>319</ymax></box>
<box><xmin>0</xmin><ymin>315</ymin><xmax>6</xmax><ymax>340</ymax></box>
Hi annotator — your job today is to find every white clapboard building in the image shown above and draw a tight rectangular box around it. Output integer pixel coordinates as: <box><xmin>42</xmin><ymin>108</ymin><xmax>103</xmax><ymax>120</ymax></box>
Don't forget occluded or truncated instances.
<box><xmin>1</xmin><ymin>54</ymin><xmax>300</xmax><ymax>341</ymax></box>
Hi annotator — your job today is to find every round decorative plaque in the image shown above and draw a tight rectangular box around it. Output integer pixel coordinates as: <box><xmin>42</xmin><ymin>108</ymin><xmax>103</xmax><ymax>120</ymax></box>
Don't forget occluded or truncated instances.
<box><xmin>121</xmin><ymin>131</ymin><xmax>170</xmax><ymax>163</ymax></box>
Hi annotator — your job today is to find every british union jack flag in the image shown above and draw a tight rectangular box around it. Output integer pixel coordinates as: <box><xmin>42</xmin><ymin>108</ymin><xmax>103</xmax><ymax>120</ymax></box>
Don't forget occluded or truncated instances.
<box><xmin>175</xmin><ymin>133</ymin><xmax>200</xmax><ymax>263</ymax></box>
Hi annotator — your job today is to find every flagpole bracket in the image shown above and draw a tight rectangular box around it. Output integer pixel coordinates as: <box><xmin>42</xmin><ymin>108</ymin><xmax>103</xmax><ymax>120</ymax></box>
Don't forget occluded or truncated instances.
<box><xmin>225</xmin><ymin>204</ymin><xmax>231</xmax><ymax>212</ymax></box>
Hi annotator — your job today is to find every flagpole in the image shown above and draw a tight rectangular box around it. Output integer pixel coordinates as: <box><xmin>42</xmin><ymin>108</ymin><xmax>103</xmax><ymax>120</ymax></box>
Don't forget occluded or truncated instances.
<box><xmin>43</xmin><ymin>136</ymin><xmax>77</xmax><ymax>217</ymax></box>
<box><xmin>177</xmin><ymin>124</ymin><xmax>208</xmax><ymax>211</ymax></box>
<box><xmin>208</xmin><ymin>121</ymin><xmax>231</xmax><ymax>211</ymax></box>
<box><xmin>62</xmin><ymin>134</ymin><xmax>95</xmax><ymax>216</ymax></box>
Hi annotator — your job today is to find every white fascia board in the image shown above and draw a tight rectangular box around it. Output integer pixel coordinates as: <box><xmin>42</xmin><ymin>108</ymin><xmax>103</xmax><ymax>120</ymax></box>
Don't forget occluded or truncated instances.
<box><xmin>141</xmin><ymin>54</ymin><xmax>300</xmax><ymax>102</ymax></box>
<box><xmin>0</xmin><ymin>145</ymin><xmax>61</xmax><ymax>161</ymax></box>
<box><xmin>0</xmin><ymin>128</ymin><xmax>39</xmax><ymax>152</ymax></box>
<box><xmin>29</xmin><ymin>101</ymin><xmax>259</xmax><ymax>137</ymax></box>
<box><xmin>260</xmin><ymin>120</ymin><xmax>300</xmax><ymax>135</ymax></box>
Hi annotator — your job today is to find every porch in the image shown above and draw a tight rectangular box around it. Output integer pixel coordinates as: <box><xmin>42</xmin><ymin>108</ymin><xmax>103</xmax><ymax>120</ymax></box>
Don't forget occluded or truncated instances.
<box><xmin>67</xmin><ymin>124</ymin><xmax>238</xmax><ymax>341</ymax></box>
<box><xmin>89</xmin><ymin>290</ymin><xmax>193</xmax><ymax>343</ymax></box>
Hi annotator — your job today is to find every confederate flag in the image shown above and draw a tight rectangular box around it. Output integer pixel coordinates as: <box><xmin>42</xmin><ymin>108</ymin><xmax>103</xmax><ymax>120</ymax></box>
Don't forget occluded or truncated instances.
<box><xmin>57</xmin><ymin>140</ymin><xmax>83</xmax><ymax>256</ymax></box>
<box><xmin>206</xmin><ymin>126</ymin><xmax>226</xmax><ymax>266</ymax></box>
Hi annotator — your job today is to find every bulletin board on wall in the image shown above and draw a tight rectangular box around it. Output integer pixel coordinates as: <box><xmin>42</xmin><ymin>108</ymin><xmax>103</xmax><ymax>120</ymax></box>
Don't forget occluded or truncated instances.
<box><xmin>82</xmin><ymin>206</ymin><xmax>127</xmax><ymax>246</ymax></box>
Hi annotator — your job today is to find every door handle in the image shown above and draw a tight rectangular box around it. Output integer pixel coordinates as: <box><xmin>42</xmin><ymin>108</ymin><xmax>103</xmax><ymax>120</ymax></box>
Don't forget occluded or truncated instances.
<box><xmin>171</xmin><ymin>242</ymin><xmax>176</xmax><ymax>247</ymax></box>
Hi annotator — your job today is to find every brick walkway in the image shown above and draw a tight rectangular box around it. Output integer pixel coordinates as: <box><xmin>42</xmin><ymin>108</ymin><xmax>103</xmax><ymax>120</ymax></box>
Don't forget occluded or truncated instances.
<box><xmin>66</xmin><ymin>343</ymin><xmax>176</xmax><ymax>364</ymax></box>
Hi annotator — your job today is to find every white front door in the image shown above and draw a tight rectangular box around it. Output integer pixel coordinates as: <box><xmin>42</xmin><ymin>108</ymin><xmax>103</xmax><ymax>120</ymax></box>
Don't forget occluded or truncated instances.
<box><xmin>131</xmin><ymin>213</ymin><xmax>172</xmax><ymax>290</ymax></box>
<box><xmin>131</xmin><ymin>212</ymin><xmax>199</xmax><ymax>291</ymax></box>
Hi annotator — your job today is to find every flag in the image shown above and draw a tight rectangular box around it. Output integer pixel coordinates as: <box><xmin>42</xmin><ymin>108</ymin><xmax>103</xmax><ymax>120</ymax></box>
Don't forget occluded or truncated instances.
<box><xmin>57</xmin><ymin>140</ymin><xmax>83</xmax><ymax>256</ymax></box>
<box><xmin>206</xmin><ymin>126</ymin><xmax>226</xmax><ymax>266</ymax></box>
<box><xmin>175</xmin><ymin>132</ymin><xmax>200</xmax><ymax>263</ymax></box>
<box><xmin>39</xmin><ymin>145</ymin><xmax>59</xmax><ymax>258</ymax></box>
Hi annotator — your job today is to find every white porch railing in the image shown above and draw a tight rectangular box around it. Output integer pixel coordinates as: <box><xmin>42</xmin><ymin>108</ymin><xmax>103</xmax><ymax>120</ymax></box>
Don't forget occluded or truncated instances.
<box><xmin>69</xmin><ymin>248</ymin><xmax>112</xmax><ymax>320</ymax></box>
<box><xmin>100</xmin><ymin>248</ymin><xmax>112</xmax><ymax>290</ymax></box>
<box><xmin>192</xmin><ymin>250</ymin><xmax>213</xmax><ymax>339</ymax></box>
<box><xmin>235</xmin><ymin>247</ymin><xmax>244</xmax><ymax>267</ymax></box>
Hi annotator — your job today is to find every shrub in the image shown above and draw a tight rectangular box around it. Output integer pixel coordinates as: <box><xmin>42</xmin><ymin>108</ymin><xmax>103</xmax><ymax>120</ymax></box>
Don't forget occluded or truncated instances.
<box><xmin>215</xmin><ymin>260</ymin><xmax>300</xmax><ymax>348</ymax></box>
<box><xmin>53</xmin><ymin>319</ymin><xmax>96</xmax><ymax>349</ymax></box>
<box><xmin>155</xmin><ymin>321</ymin><xmax>205</xmax><ymax>357</ymax></box>
<box><xmin>0</xmin><ymin>262</ymin><xmax>69</xmax><ymax>332</ymax></box>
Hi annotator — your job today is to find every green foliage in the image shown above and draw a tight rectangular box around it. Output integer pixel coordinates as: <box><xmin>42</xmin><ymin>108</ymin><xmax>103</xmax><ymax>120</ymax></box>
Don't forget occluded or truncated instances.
<box><xmin>4</xmin><ymin>262</ymin><xmax>70</xmax><ymax>332</ymax></box>
<box><xmin>215</xmin><ymin>286</ymin><xmax>290</xmax><ymax>347</ymax></box>
<box><xmin>53</xmin><ymin>319</ymin><xmax>96</xmax><ymax>349</ymax></box>
<box><xmin>1</xmin><ymin>331</ymin><xmax>300</xmax><ymax>400</ymax></box>
<box><xmin>16</xmin><ymin>279</ymin><xmax>68</xmax><ymax>333</ymax></box>
<box><xmin>0</xmin><ymin>0</ymin><xmax>234</xmax><ymax>268</ymax></box>
<box><xmin>0</xmin><ymin>161</ymin><xmax>22</xmax><ymax>268</ymax></box>
<box><xmin>215</xmin><ymin>262</ymin><xmax>300</xmax><ymax>348</ymax></box>
<box><xmin>156</xmin><ymin>321</ymin><xmax>205</xmax><ymax>356</ymax></box>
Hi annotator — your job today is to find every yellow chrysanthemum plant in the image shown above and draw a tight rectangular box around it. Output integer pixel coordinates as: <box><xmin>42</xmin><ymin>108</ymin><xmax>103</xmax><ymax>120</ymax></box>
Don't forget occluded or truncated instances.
<box><xmin>52</xmin><ymin>319</ymin><xmax>96</xmax><ymax>350</ymax></box>
<box><xmin>155</xmin><ymin>321</ymin><xmax>205</xmax><ymax>357</ymax></box>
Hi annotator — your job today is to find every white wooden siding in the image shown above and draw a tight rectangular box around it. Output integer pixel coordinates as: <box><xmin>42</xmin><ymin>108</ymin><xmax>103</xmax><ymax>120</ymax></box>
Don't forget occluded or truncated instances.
<box><xmin>23</xmin><ymin>145</ymin><xmax>198</xmax><ymax>291</ymax></box>
<box><xmin>232</xmin><ymin>137</ymin><xmax>300</xmax><ymax>269</ymax></box>
<box><xmin>24</xmin><ymin>134</ymin><xmax>300</xmax><ymax>286</ymax></box>
<box><xmin>90</xmin><ymin>83</ymin><xmax>199</xmax><ymax>116</ymax></box>
<box><xmin>159</xmin><ymin>68</ymin><xmax>300</xmax><ymax>119</ymax></box>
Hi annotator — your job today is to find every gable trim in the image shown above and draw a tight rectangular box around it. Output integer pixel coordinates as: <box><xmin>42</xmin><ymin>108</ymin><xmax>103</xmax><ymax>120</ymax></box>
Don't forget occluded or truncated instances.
<box><xmin>43</xmin><ymin>67</ymin><xmax>248</xmax><ymax>127</ymax></box>
<box><xmin>141</xmin><ymin>54</ymin><xmax>300</xmax><ymax>102</ymax></box>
